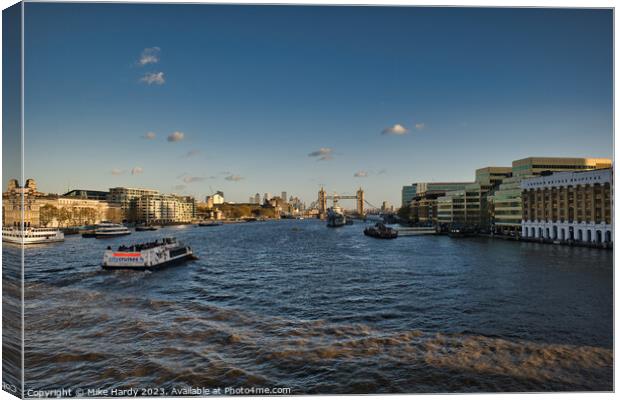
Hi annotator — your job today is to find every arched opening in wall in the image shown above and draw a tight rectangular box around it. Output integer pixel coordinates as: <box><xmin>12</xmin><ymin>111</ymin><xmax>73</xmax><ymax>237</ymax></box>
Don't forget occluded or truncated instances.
<box><xmin>545</xmin><ymin>228</ymin><xmax>550</xmax><ymax>239</ymax></box>
<box><xmin>530</xmin><ymin>227</ymin><xmax>535</xmax><ymax>237</ymax></box>
<box><xmin>538</xmin><ymin>227</ymin><xmax>543</xmax><ymax>238</ymax></box>
<box><xmin>605</xmin><ymin>231</ymin><xmax>612</xmax><ymax>243</ymax></box>
<box><xmin>587</xmin><ymin>230</ymin><xmax>592</xmax><ymax>242</ymax></box>
<box><xmin>560</xmin><ymin>228</ymin><xmax>565</xmax><ymax>241</ymax></box>
<box><xmin>596</xmin><ymin>230</ymin><xmax>602</xmax><ymax>243</ymax></box>
<box><xmin>569</xmin><ymin>227</ymin><xmax>574</xmax><ymax>241</ymax></box>
<box><xmin>578</xmin><ymin>229</ymin><xmax>583</xmax><ymax>241</ymax></box>
<box><xmin>552</xmin><ymin>226</ymin><xmax>558</xmax><ymax>240</ymax></box>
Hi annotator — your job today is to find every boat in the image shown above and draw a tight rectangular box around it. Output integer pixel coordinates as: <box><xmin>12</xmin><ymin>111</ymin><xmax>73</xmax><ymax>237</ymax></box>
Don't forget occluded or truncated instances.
<box><xmin>197</xmin><ymin>221</ymin><xmax>223</xmax><ymax>227</ymax></box>
<box><xmin>2</xmin><ymin>226</ymin><xmax>65</xmax><ymax>245</ymax></box>
<box><xmin>135</xmin><ymin>225</ymin><xmax>158</xmax><ymax>231</ymax></box>
<box><xmin>82</xmin><ymin>221</ymin><xmax>131</xmax><ymax>238</ymax></box>
<box><xmin>326</xmin><ymin>206</ymin><xmax>346</xmax><ymax>228</ymax></box>
<box><xmin>395</xmin><ymin>226</ymin><xmax>437</xmax><ymax>236</ymax></box>
<box><xmin>102</xmin><ymin>237</ymin><xmax>195</xmax><ymax>271</ymax></box>
<box><xmin>364</xmin><ymin>223</ymin><xmax>398</xmax><ymax>239</ymax></box>
<box><xmin>449</xmin><ymin>225</ymin><xmax>477</xmax><ymax>238</ymax></box>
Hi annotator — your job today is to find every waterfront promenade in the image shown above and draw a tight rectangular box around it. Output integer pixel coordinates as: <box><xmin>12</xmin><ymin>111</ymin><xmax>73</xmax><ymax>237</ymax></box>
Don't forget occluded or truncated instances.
<box><xmin>8</xmin><ymin>219</ymin><xmax>612</xmax><ymax>393</ymax></box>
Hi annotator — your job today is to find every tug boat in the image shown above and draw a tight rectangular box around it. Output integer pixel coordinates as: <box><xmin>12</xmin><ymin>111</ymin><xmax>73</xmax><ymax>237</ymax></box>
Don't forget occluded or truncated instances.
<box><xmin>326</xmin><ymin>206</ymin><xmax>346</xmax><ymax>228</ymax></box>
<box><xmin>102</xmin><ymin>237</ymin><xmax>195</xmax><ymax>271</ymax></box>
<box><xmin>2</xmin><ymin>226</ymin><xmax>65</xmax><ymax>245</ymax></box>
<box><xmin>364</xmin><ymin>223</ymin><xmax>398</xmax><ymax>239</ymax></box>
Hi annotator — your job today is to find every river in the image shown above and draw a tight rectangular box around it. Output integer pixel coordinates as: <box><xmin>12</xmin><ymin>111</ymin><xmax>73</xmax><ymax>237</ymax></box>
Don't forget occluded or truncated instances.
<box><xmin>2</xmin><ymin>219</ymin><xmax>613</xmax><ymax>394</ymax></box>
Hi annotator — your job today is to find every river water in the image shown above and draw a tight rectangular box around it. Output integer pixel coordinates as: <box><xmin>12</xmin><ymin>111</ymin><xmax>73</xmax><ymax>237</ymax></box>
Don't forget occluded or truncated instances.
<box><xmin>4</xmin><ymin>219</ymin><xmax>613</xmax><ymax>394</ymax></box>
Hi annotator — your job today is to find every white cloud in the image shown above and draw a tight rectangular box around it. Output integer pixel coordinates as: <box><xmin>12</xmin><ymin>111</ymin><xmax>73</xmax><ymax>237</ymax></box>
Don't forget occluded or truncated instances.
<box><xmin>110</xmin><ymin>168</ymin><xmax>125</xmax><ymax>176</ymax></box>
<box><xmin>143</xmin><ymin>131</ymin><xmax>156</xmax><ymax>140</ymax></box>
<box><xmin>354</xmin><ymin>170</ymin><xmax>368</xmax><ymax>178</ymax></box>
<box><xmin>381</xmin><ymin>124</ymin><xmax>409</xmax><ymax>135</ymax></box>
<box><xmin>225</xmin><ymin>175</ymin><xmax>244</xmax><ymax>182</ymax></box>
<box><xmin>131</xmin><ymin>167</ymin><xmax>144</xmax><ymax>175</ymax></box>
<box><xmin>308</xmin><ymin>147</ymin><xmax>333</xmax><ymax>161</ymax></box>
<box><xmin>415</xmin><ymin>123</ymin><xmax>425</xmax><ymax>130</ymax></box>
<box><xmin>167</xmin><ymin>131</ymin><xmax>185</xmax><ymax>142</ymax></box>
<box><xmin>138</xmin><ymin>47</ymin><xmax>160</xmax><ymax>66</ymax></box>
<box><xmin>140</xmin><ymin>72</ymin><xmax>165</xmax><ymax>85</ymax></box>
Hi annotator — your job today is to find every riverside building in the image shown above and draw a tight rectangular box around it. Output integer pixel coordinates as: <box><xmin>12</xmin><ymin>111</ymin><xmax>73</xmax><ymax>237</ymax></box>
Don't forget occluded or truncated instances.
<box><xmin>136</xmin><ymin>194</ymin><xmax>196</xmax><ymax>224</ymax></box>
<box><xmin>521</xmin><ymin>168</ymin><xmax>612</xmax><ymax>244</ymax></box>
<box><xmin>489</xmin><ymin>157</ymin><xmax>612</xmax><ymax>236</ymax></box>
<box><xmin>409</xmin><ymin>182</ymin><xmax>473</xmax><ymax>225</ymax></box>
<box><xmin>401</xmin><ymin>184</ymin><xmax>417</xmax><ymax>208</ymax></box>
<box><xmin>436</xmin><ymin>167</ymin><xmax>512</xmax><ymax>229</ymax></box>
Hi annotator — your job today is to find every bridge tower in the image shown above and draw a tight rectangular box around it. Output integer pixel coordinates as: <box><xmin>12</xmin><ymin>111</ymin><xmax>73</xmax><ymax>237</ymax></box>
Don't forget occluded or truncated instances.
<box><xmin>356</xmin><ymin>187</ymin><xmax>365</xmax><ymax>216</ymax></box>
<box><xmin>318</xmin><ymin>187</ymin><xmax>327</xmax><ymax>218</ymax></box>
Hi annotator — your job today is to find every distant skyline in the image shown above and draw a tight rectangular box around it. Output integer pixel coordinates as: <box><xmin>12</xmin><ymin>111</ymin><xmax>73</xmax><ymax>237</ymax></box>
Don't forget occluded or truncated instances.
<box><xmin>6</xmin><ymin>4</ymin><xmax>613</xmax><ymax>206</ymax></box>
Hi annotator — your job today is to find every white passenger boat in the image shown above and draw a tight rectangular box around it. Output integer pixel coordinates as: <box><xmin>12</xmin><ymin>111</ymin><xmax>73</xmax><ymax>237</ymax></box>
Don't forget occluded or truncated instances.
<box><xmin>83</xmin><ymin>221</ymin><xmax>131</xmax><ymax>238</ymax></box>
<box><xmin>102</xmin><ymin>237</ymin><xmax>195</xmax><ymax>271</ymax></box>
<box><xmin>2</xmin><ymin>226</ymin><xmax>65</xmax><ymax>244</ymax></box>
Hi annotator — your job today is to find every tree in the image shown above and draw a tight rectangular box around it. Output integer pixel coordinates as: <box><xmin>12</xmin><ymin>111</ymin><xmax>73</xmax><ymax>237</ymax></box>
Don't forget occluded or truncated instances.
<box><xmin>397</xmin><ymin>205</ymin><xmax>411</xmax><ymax>221</ymax></box>
<box><xmin>39</xmin><ymin>204</ymin><xmax>59</xmax><ymax>227</ymax></box>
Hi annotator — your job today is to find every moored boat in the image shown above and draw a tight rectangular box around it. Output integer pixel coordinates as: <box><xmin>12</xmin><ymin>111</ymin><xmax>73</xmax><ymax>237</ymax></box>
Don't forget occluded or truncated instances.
<box><xmin>197</xmin><ymin>221</ymin><xmax>223</xmax><ymax>227</ymax></box>
<box><xmin>102</xmin><ymin>237</ymin><xmax>195</xmax><ymax>271</ymax></box>
<box><xmin>135</xmin><ymin>225</ymin><xmax>158</xmax><ymax>231</ymax></box>
<box><xmin>2</xmin><ymin>226</ymin><xmax>65</xmax><ymax>244</ymax></box>
<box><xmin>326</xmin><ymin>206</ymin><xmax>346</xmax><ymax>228</ymax></box>
<box><xmin>364</xmin><ymin>223</ymin><xmax>398</xmax><ymax>239</ymax></box>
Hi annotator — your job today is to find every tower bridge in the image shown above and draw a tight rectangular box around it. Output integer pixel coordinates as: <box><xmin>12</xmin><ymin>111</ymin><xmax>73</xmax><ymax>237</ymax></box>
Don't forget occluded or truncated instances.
<box><xmin>318</xmin><ymin>187</ymin><xmax>365</xmax><ymax>218</ymax></box>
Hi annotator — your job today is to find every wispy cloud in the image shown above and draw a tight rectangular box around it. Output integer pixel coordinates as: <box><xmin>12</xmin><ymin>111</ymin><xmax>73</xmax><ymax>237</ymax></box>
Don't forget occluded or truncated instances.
<box><xmin>140</xmin><ymin>72</ymin><xmax>165</xmax><ymax>85</ymax></box>
<box><xmin>167</xmin><ymin>131</ymin><xmax>185</xmax><ymax>142</ymax></box>
<box><xmin>110</xmin><ymin>168</ymin><xmax>125</xmax><ymax>176</ymax></box>
<box><xmin>354</xmin><ymin>170</ymin><xmax>368</xmax><ymax>178</ymax></box>
<box><xmin>184</xmin><ymin>149</ymin><xmax>201</xmax><ymax>157</ymax></box>
<box><xmin>225</xmin><ymin>175</ymin><xmax>244</xmax><ymax>182</ymax></box>
<box><xmin>173</xmin><ymin>184</ymin><xmax>186</xmax><ymax>191</ymax></box>
<box><xmin>138</xmin><ymin>47</ymin><xmax>160</xmax><ymax>66</ymax></box>
<box><xmin>381</xmin><ymin>124</ymin><xmax>408</xmax><ymax>135</ymax></box>
<box><xmin>131</xmin><ymin>167</ymin><xmax>144</xmax><ymax>175</ymax></box>
<box><xmin>182</xmin><ymin>176</ymin><xmax>207</xmax><ymax>183</ymax></box>
<box><xmin>415</xmin><ymin>123</ymin><xmax>425</xmax><ymax>130</ymax></box>
<box><xmin>143</xmin><ymin>131</ymin><xmax>156</xmax><ymax>140</ymax></box>
<box><xmin>308</xmin><ymin>147</ymin><xmax>333</xmax><ymax>161</ymax></box>
<box><xmin>378</xmin><ymin>168</ymin><xmax>388</xmax><ymax>175</ymax></box>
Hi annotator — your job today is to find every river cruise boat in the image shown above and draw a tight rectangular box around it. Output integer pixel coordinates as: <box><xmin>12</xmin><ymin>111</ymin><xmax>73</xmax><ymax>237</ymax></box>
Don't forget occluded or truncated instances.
<box><xmin>326</xmin><ymin>206</ymin><xmax>346</xmax><ymax>228</ymax></box>
<box><xmin>2</xmin><ymin>226</ymin><xmax>65</xmax><ymax>245</ymax></box>
<box><xmin>102</xmin><ymin>237</ymin><xmax>195</xmax><ymax>271</ymax></box>
<box><xmin>82</xmin><ymin>221</ymin><xmax>131</xmax><ymax>238</ymax></box>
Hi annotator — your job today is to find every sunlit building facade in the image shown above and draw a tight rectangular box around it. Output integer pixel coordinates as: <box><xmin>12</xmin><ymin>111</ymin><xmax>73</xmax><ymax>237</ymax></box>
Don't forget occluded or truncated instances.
<box><xmin>521</xmin><ymin>168</ymin><xmax>612</xmax><ymax>244</ymax></box>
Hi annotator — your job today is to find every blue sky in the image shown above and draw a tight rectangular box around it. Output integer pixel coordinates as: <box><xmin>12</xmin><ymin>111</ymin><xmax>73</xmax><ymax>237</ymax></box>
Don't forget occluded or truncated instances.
<box><xmin>18</xmin><ymin>4</ymin><xmax>613</xmax><ymax>207</ymax></box>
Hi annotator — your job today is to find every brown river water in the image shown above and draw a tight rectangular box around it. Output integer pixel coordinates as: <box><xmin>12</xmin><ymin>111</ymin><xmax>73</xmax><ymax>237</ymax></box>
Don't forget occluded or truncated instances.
<box><xmin>2</xmin><ymin>219</ymin><xmax>613</xmax><ymax>395</ymax></box>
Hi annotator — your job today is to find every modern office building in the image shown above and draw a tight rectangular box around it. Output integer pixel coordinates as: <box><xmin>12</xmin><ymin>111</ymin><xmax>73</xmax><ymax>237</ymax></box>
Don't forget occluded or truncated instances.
<box><xmin>409</xmin><ymin>182</ymin><xmax>472</xmax><ymax>224</ymax></box>
<box><xmin>401</xmin><ymin>184</ymin><xmax>417</xmax><ymax>208</ymax></box>
<box><xmin>136</xmin><ymin>194</ymin><xmax>196</xmax><ymax>224</ymax></box>
<box><xmin>436</xmin><ymin>167</ymin><xmax>512</xmax><ymax>228</ymax></box>
<box><xmin>490</xmin><ymin>157</ymin><xmax>612</xmax><ymax>235</ymax></box>
<box><xmin>520</xmin><ymin>168</ymin><xmax>612</xmax><ymax>244</ymax></box>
